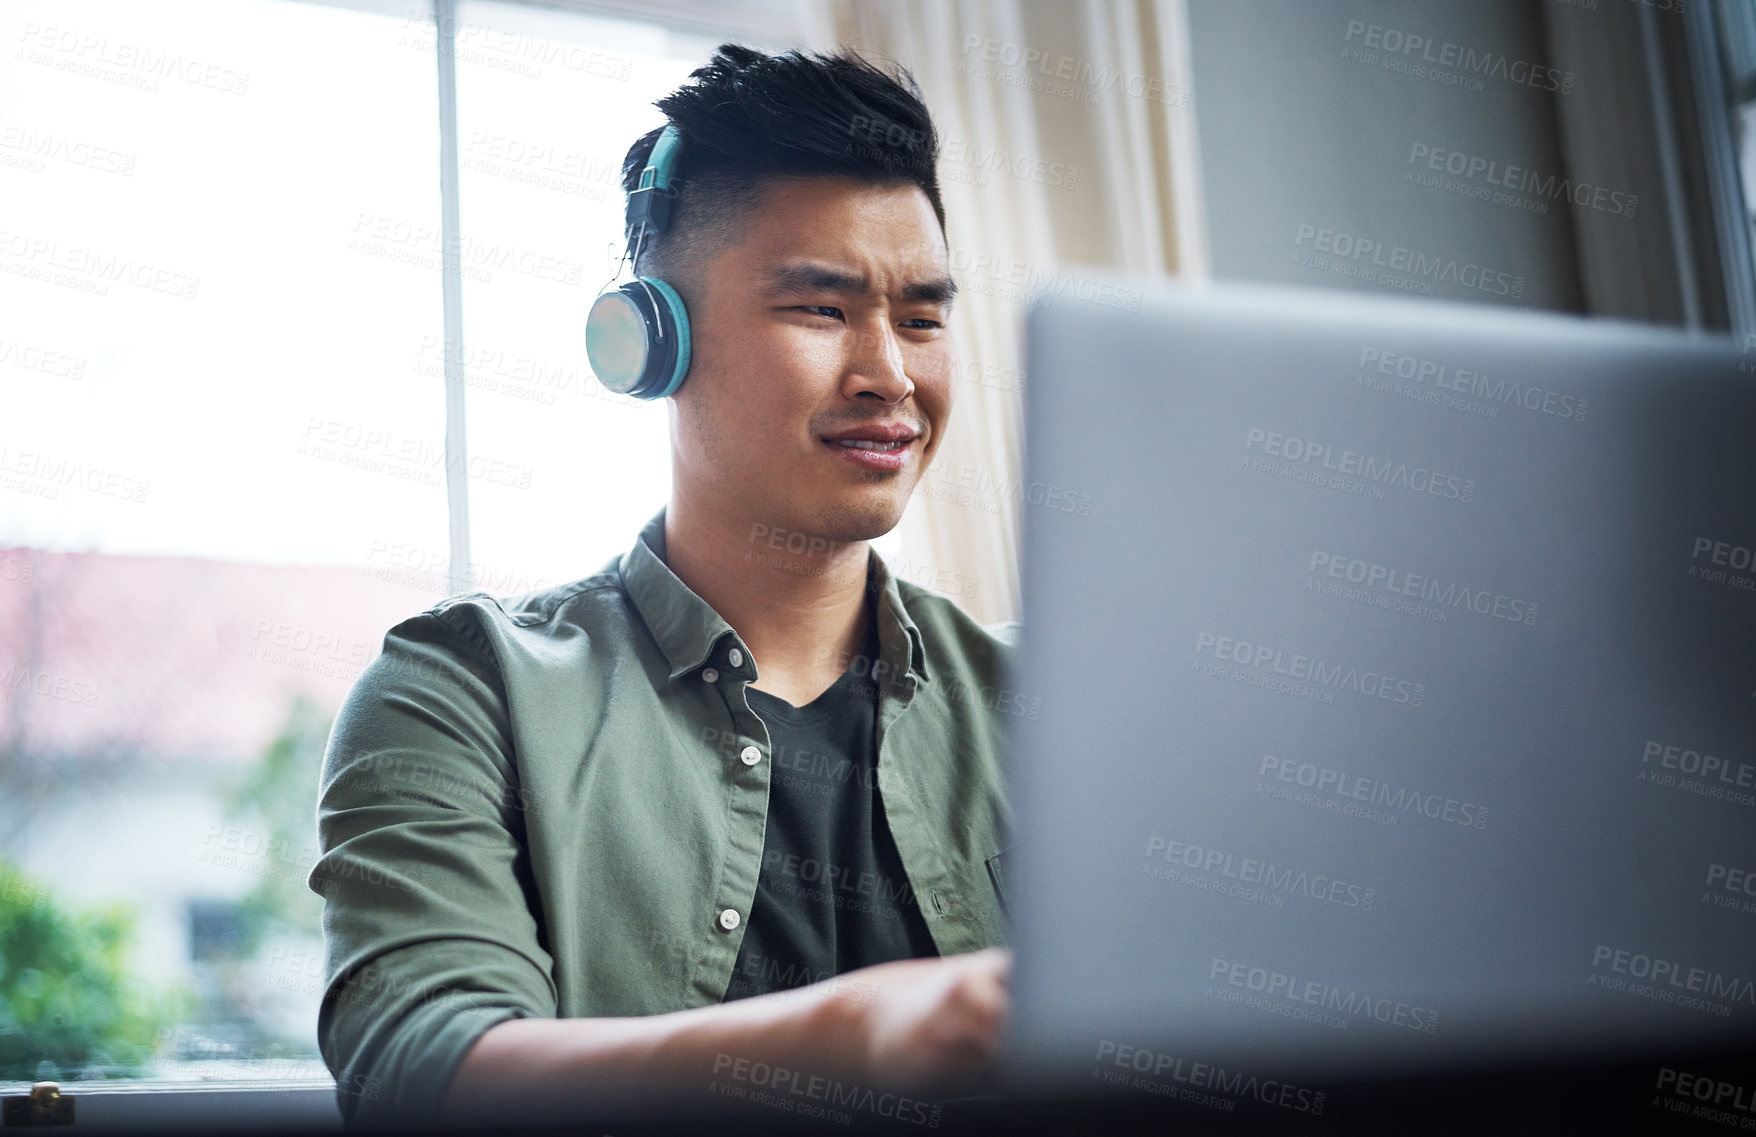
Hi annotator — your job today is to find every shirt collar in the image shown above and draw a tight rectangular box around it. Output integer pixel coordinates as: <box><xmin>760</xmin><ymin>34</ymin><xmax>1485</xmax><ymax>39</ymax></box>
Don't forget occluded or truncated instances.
<box><xmin>619</xmin><ymin>507</ymin><xmax>929</xmax><ymax>686</ymax></box>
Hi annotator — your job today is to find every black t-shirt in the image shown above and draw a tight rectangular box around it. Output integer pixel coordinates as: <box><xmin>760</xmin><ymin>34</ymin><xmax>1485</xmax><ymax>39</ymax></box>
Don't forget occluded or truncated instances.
<box><xmin>723</xmin><ymin>616</ymin><xmax>939</xmax><ymax>1001</ymax></box>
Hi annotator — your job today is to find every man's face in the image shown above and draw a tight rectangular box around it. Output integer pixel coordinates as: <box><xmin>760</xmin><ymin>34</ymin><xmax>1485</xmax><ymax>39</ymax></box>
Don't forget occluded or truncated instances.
<box><xmin>668</xmin><ymin>176</ymin><xmax>955</xmax><ymax>547</ymax></box>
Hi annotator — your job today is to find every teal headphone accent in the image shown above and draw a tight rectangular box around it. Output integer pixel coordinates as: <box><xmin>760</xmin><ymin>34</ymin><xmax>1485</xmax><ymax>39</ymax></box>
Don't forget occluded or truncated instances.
<box><xmin>585</xmin><ymin>123</ymin><xmax>692</xmax><ymax>399</ymax></box>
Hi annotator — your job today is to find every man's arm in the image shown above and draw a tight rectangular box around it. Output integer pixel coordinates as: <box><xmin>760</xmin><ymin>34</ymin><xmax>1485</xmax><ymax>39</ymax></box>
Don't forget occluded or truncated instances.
<box><xmin>312</xmin><ymin>608</ymin><xmax>559</xmax><ymax>1130</ymax></box>
<box><xmin>442</xmin><ymin>948</ymin><xmax>1010</xmax><ymax>1126</ymax></box>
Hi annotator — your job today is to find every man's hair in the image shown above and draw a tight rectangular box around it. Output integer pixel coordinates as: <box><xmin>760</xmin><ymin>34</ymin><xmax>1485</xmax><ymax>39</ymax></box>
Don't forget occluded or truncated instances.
<box><xmin>619</xmin><ymin>42</ymin><xmax>944</xmax><ymax>298</ymax></box>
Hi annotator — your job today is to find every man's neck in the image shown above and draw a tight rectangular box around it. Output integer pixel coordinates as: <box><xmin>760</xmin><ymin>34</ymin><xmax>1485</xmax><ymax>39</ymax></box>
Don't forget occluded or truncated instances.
<box><xmin>663</xmin><ymin>496</ymin><xmax>874</xmax><ymax>706</ymax></box>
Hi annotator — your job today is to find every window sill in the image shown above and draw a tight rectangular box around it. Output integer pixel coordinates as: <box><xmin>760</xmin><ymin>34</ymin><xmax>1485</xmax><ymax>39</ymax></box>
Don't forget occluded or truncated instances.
<box><xmin>0</xmin><ymin>1078</ymin><xmax>341</xmax><ymax>1134</ymax></box>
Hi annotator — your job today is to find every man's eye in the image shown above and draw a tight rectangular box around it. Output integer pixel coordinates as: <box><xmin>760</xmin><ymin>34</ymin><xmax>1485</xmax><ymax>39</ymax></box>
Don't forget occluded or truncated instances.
<box><xmin>903</xmin><ymin>319</ymin><xmax>943</xmax><ymax>330</ymax></box>
<box><xmin>794</xmin><ymin>305</ymin><xmax>843</xmax><ymax>320</ymax></box>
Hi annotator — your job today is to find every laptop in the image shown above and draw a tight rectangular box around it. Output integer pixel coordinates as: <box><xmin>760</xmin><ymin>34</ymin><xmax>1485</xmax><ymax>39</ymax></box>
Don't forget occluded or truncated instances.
<box><xmin>1002</xmin><ymin>281</ymin><xmax>1756</xmax><ymax>1120</ymax></box>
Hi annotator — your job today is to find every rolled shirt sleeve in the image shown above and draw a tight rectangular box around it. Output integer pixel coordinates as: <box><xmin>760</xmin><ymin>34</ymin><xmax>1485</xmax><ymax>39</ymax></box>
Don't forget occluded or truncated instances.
<box><xmin>310</xmin><ymin>607</ymin><xmax>557</xmax><ymax>1131</ymax></box>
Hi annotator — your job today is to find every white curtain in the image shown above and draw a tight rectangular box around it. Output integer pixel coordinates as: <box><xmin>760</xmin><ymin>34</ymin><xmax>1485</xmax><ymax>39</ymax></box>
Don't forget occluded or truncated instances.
<box><xmin>825</xmin><ymin>0</ymin><xmax>1209</xmax><ymax>625</ymax></box>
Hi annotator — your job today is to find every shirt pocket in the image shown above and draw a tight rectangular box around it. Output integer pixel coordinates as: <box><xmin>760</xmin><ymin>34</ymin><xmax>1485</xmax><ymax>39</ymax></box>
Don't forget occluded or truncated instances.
<box><xmin>985</xmin><ymin>848</ymin><xmax>1009</xmax><ymax>916</ymax></box>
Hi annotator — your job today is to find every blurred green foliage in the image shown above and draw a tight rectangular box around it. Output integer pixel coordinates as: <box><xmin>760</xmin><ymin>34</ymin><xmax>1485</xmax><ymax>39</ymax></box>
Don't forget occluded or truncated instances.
<box><xmin>0</xmin><ymin>695</ymin><xmax>334</xmax><ymax>1080</ymax></box>
<box><xmin>0</xmin><ymin>858</ymin><xmax>191</xmax><ymax>1081</ymax></box>
<box><xmin>222</xmin><ymin>693</ymin><xmax>333</xmax><ymax>958</ymax></box>
<box><xmin>173</xmin><ymin>693</ymin><xmax>338</xmax><ymax>1062</ymax></box>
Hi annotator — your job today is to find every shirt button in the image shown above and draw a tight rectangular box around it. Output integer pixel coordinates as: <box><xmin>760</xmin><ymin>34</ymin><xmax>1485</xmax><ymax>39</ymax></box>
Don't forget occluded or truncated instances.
<box><xmin>701</xmin><ymin>667</ymin><xmax>719</xmax><ymax>683</ymax></box>
<box><xmin>740</xmin><ymin>745</ymin><xmax>762</xmax><ymax>766</ymax></box>
<box><xmin>717</xmin><ymin>908</ymin><xmax>741</xmax><ymax>931</ymax></box>
<box><xmin>727</xmin><ymin>647</ymin><xmax>744</xmax><ymax>668</ymax></box>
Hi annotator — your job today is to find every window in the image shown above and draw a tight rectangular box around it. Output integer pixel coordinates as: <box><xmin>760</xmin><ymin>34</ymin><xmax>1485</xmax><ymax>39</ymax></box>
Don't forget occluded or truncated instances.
<box><xmin>0</xmin><ymin>0</ymin><xmax>804</xmax><ymax>1112</ymax></box>
<box><xmin>2</xmin><ymin>0</ymin><xmax>448</xmax><ymax>1094</ymax></box>
<box><xmin>448</xmin><ymin>0</ymin><xmax>699</xmax><ymax>585</ymax></box>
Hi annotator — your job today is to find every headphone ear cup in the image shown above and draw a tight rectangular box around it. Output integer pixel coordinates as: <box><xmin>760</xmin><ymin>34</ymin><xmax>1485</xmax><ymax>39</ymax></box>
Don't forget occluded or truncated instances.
<box><xmin>587</xmin><ymin>286</ymin><xmax>656</xmax><ymax>395</ymax></box>
<box><xmin>640</xmin><ymin>277</ymin><xmax>692</xmax><ymax>399</ymax></box>
<box><xmin>585</xmin><ymin>278</ymin><xmax>692</xmax><ymax>399</ymax></box>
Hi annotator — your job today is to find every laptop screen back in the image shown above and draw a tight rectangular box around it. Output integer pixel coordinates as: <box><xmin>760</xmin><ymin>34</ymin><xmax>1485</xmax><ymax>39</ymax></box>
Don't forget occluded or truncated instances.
<box><xmin>1005</xmin><ymin>282</ymin><xmax>1756</xmax><ymax>1088</ymax></box>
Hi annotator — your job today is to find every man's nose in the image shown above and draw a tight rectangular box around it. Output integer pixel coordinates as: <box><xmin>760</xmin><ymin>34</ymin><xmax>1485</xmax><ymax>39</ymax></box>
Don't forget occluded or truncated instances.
<box><xmin>847</xmin><ymin>326</ymin><xmax>914</xmax><ymax>403</ymax></box>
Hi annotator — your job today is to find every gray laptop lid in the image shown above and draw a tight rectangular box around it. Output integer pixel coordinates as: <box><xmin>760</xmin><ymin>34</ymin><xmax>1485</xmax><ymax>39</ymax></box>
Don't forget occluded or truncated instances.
<box><xmin>1005</xmin><ymin>281</ymin><xmax>1756</xmax><ymax>1090</ymax></box>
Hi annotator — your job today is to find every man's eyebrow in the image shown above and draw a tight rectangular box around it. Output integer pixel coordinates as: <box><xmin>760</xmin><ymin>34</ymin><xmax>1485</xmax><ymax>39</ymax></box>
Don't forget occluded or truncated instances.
<box><xmin>761</xmin><ymin>262</ymin><xmax>867</xmax><ymax>295</ymax></box>
<box><xmin>760</xmin><ymin>261</ymin><xmax>957</xmax><ymax>306</ymax></box>
<box><xmin>902</xmin><ymin>275</ymin><xmax>957</xmax><ymax>306</ymax></box>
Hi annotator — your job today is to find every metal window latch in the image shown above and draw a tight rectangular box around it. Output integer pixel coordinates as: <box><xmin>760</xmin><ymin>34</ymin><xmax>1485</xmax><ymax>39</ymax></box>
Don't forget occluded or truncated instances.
<box><xmin>2</xmin><ymin>1081</ymin><xmax>75</xmax><ymax>1126</ymax></box>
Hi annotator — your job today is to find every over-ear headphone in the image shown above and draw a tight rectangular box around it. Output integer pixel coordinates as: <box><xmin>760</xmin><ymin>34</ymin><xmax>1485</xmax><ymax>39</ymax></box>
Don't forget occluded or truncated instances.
<box><xmin>585</xmin><ymin>123</ymin><xmax>692</xmax><ymax>399</ymax></box>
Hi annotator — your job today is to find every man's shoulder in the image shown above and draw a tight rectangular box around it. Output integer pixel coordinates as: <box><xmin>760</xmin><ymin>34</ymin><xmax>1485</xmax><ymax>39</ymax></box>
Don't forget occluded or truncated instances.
<box><xmin>456</xmin><ymin>563</ymin><xmax>626</xmax><ymax>625</ymax></box>
<box><xmin>393</xmin><ymin>558</ymin><xmax>635</xmax><ymax>658</ymax></box>
<box><xmin>891</xmin><ymin>576</ymin><xmax>1021</xmax><ymax>661</ymax></box>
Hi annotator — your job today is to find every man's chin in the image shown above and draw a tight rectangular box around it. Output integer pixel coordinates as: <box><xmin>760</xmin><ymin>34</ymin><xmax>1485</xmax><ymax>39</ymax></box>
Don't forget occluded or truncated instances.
<box><xmin>812</xmin><ymin>494</ymin><xmax>908</xmax><ymax>545</ymax></box>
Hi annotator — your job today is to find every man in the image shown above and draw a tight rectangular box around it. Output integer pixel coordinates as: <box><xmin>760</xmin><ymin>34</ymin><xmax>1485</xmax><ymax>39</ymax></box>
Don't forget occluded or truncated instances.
<box><xmin>312</xmin><ymin>42</ymin><xmax>1014</xmax><ymax>1131</ymax></box>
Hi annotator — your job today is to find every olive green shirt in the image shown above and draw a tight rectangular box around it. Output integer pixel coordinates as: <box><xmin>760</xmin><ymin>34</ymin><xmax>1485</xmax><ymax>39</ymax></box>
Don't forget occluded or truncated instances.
<box><xmin>310</xmin><ymin>508</ymin><xmax>1019</xmax><ymax>1130</ymax></box>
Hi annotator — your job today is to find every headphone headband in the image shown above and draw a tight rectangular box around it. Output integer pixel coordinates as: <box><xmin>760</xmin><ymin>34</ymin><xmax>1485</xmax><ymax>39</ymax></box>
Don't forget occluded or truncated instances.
<box><xmin>642</xmin><ymin>124</ymin><xmax>683</xmax><ymax>192</ymax></box>
<box><xmin>625</xmin><ymin>123</ymin><xmax>683</xmax><ymax>248</ymax></box>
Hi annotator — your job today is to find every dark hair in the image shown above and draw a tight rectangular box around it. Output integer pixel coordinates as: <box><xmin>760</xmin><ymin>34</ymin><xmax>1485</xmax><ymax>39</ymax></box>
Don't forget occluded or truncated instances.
<box><xmin>618</xmin><ymin>43</ymin><xmax>944</xmax><ymax>293</ymax></box>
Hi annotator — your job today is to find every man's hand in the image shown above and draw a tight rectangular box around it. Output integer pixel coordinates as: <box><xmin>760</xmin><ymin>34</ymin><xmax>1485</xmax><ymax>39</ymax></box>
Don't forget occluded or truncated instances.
<box><xmin>811</xmin><ymin>947</ymin><xmax>1011</xmax><ymax>1091</ymax></box>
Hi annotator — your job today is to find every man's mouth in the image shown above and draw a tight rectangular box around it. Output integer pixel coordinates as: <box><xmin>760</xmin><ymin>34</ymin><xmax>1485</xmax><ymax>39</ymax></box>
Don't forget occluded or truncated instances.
<box><xmin>827</xmin><ymin>439</ymin><xmax>912</xmax><ymax>452</ymax></box>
